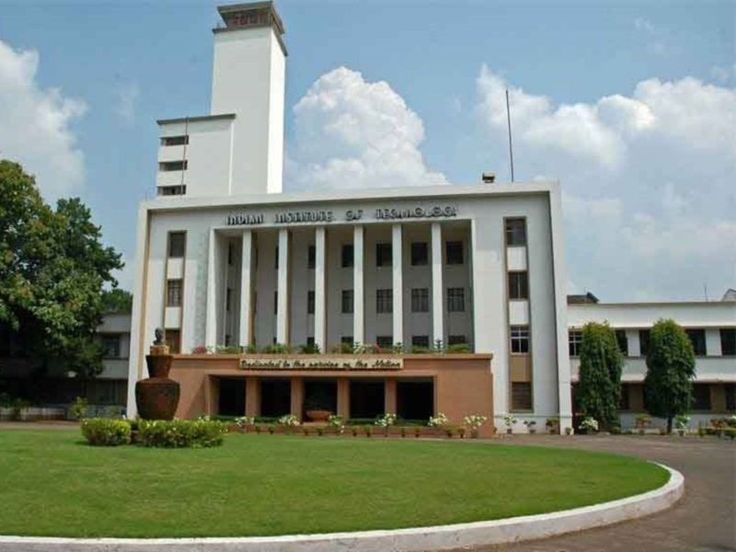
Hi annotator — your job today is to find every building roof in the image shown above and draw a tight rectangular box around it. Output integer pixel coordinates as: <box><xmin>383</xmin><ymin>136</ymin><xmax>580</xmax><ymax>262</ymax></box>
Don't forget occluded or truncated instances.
<box><xmin>567</xmin><ymin>292</ymin><xmax>599</xmax><ymax>304</ymax></box>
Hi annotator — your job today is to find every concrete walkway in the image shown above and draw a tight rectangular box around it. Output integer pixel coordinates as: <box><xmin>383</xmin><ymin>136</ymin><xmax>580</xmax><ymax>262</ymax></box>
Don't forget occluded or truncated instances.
<box><xmin>474</xmin><ymin>435</ymin><xmax>735</xmax><ymax>552</ymax></box>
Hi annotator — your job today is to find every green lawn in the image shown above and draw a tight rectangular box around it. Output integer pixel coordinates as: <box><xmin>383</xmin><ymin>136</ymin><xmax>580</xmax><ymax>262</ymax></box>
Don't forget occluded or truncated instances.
<box><xmin>0</xmin><ymin>428</ymin><xmax>669</xmax><ymax>538</ymax></box>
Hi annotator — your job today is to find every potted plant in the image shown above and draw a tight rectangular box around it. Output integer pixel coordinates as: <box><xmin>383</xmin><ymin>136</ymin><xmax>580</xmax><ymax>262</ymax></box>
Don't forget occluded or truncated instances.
<box><xmin>674</xmin><ymin>414</ymin><xmax>690</xmax><ymax>436</ymax></box>
<box><xmin>463</xmin><ymin>414</ymin><xmax>488</xmax><ymax>438</ymax></box>
<box><xmin>523</xmin><ymin>420</ymin><xmax>537</xmax><ymax>434</ymax></box>
<box><xmin>578</xmin><ymin>416</ymin><xmax>599</xmax><ymax>435</ymax></box>
<box><xmin>545</xmin><ymin>417</ymin><xmax>560</xmax><ymax>434</ymax></box>
<box><xmin>503</xmin><ymin>413</ymin><xmax>517</xmax><ymax>435</ymax></box>
<box><xmin>304</xmin><ymin>388</ymin><xmax>332</xmax><ymax>422</ymax></box>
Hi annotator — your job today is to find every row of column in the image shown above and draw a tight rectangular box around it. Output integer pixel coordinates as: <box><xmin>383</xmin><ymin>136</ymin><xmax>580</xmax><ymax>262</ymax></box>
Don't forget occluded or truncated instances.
<box><xmin>206</xmin><ymin>222</ymin><xmax>446</xmax><ymax>349</ymax></box>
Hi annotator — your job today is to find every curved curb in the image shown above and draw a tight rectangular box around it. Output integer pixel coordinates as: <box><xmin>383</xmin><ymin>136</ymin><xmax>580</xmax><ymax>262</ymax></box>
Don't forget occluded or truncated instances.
<box><xmin>0</xmin><ymin>463</ymin><xmax>683</xmax><ymax>552</ymax></box>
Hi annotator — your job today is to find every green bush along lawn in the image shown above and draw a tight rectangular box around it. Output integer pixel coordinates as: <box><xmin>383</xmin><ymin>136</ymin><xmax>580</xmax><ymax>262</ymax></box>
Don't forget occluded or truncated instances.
<box><xmin>0</xmin><ymin>428</ymin><xmax>669</xmax><ymax>538</ymax></box>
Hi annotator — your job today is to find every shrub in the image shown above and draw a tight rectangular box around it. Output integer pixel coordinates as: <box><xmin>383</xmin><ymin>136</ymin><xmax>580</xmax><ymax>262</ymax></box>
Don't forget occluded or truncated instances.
<box><xmin>278</xmin><ymin>414</ymin><xmax>300</xmax><ymax>427</ymax></box>
<box><xmin>70</xmin><ymin>396</ymin><xmax>89</xmax><ymax>420</ymax></box>
<box><xmin>191</xmin><ymin>345</ymin><xmax>209</xmax><ymax>354</ymax></box>
<box><xmin>428</xmin><ymin>412</ymin><xmax>449</xmax><ymax>427</ymax></box>
<box><xmin>579</xmin><ymin>417</ymin><xmax>599</xmax><ymax>433</ymax></box>
<box><xmin>81</xmin><ymin>418</ymin><xmax>131</xmax><ymax>446</ymax></box>
<box><xmin>374</xmin><ymin>413</ymin><xmax>397</xmax><ymax>427</ymax></box>
<box><xmin>216</xmin><ymin>345</ymin><xmax>241</xmax><ymax>354</ymax></box>
<box><xmin>446</xmin><ymin>343</ymin><xmax>471</xmax><ymax>353</ymax></box>
<box><xmin>138</xmin><ymin>419</ymin><xmax>227</xmax><ymax>448</ymax></box>
<box><xmin>261</xmin><ymin>343</ymin><xmax>292</xmax><ymax>354</ymax></box>
<box><xmin>299</xmin><ymin>343</ymin><xmax>321</xmax><ymax>354</ymax></box>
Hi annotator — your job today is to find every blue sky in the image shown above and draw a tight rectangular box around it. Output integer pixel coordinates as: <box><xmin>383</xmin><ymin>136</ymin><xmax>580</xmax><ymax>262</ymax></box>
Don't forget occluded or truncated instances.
<box><xmin>1</xmin><ymin>0</ymin><xmax>734</xmax><ymax>300</ymax></box>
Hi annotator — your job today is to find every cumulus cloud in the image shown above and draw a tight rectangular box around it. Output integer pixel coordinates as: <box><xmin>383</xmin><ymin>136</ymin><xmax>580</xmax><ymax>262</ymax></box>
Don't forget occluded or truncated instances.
<box><xmin>287</xmin><ymin>67</ymin><xmax>447</xmax><ymax>191</ymax></box>
<box><xmin>476</xmin><ymin>66</ymin><xmax>736</xmax><ymax>301</ymax></box>
<box><xmin>0</xmin><ymin>40</ymin><xmax>87</xmax><ymax>199</ymax></box>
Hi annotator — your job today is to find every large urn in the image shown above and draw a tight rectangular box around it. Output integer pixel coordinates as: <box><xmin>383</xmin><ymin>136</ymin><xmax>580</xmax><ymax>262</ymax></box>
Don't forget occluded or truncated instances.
<box><xmin>135</xmin><ymin>334</ymin><xmax>180</xmax><ymax>420</ymax></box>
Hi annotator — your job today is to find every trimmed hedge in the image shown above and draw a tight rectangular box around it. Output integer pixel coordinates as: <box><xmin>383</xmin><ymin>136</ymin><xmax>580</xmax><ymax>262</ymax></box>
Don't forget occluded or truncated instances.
<box><xmin>81</xmin><ymin>418</ymin><xmax>131</xmax><ymax>446</ymax></box>
<box><xmin>138</xmin><ymin>419</ymin><xmax>227</xmax><ymax>448</ymax></box>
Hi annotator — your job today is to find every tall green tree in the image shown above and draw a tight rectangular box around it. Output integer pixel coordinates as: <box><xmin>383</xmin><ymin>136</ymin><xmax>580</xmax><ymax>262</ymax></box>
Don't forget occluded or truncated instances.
<box><xmin>644</xmin><ymin>319</ymin><xmax>696</xmax><ymax>434</ymax></box>
<box><xmin>0</xmin><ymin>160</ymin><xmax>123</xmax><ymax>380</ymax></box>
<box><xmin>101</xmin><ymin>288</ymin><xmax>133</xmax><ymax>313</ymax></box>
<box><xmin>576</xmin><ymin>322</ymin><xmax>624</xmax><ymax>429</ymax></box>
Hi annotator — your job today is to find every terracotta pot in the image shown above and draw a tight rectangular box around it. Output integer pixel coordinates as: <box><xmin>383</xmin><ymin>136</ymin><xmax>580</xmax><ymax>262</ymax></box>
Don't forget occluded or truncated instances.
<box><xmin>135</xmin><ymin>377</ymin><xmax>180</xmax><ymax>420</ymax></box>
<box><xmin>306</xmin><ymin>409</ymin><xmax>331</xmax><ymax>422</ymax></box>
<box><xmin>145</xmin><ymin>354</ymin><xmax>172</xmax><ymax>378</ymax></box>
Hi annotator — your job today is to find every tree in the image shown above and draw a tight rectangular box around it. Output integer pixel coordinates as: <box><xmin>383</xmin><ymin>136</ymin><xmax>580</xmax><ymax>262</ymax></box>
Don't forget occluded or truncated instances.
<box><xmin>576</xmin><ymin>322</ymin><xmax>623</xmax><ymax>429</ymax></box>
<box><xmin>0</xmin><ymin>160</ymin><xmax>123</xmax><ymax>380</ymax></box>
<box><xmin>101</xmin><ymin>289</ymin><xmax>133</xmax><ymax>313</ymax></box>
<box><xmin>644</xmin><ymin>319</ymin><xmax>696</xmax><ymax>434</ymax></box>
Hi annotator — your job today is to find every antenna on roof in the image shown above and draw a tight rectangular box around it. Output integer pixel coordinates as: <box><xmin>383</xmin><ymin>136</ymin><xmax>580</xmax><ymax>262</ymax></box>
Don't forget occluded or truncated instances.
<box><xmin>506</xmin><ymin>89</ymin><xmax>515</xmax><ymax>183</ymax></box>
<box><xmin>703</xmin><ymin>283</ymin><xmax>709</xmax><ymax>302</ymax></box>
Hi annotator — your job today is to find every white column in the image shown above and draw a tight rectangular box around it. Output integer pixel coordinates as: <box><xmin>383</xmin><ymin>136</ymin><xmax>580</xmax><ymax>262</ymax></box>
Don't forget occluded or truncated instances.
<box><xmin>353</xmin><ymin>225</ymin><xmax>365</xmax><ymax>344</ymax></box>
<box><xmin>392</xmin><ymin>224</ymin><xmax>403</xmax><ymax>346</ymax></box>
<box><xmin>314</xmin><ymin>226</ymin><xmax>327</xmax><ymax>352</ymax></box>
<box><xmin>205</xmin><ymin>228</ymin><xmax>218</xmax><ymax>349</ymax></box>
<box><xmin>431</xmin><ymin>222</ymin><xmax>444</xmax><ymax>347</ymax></box>
<box><xmin>276</xmin><ymin>228</ymin><xmax>290</xmax><ymax>345</ymax></box>
<box><xmin>238</xmin><ymin>230</ymin><xmax>253</xmax><ymax>348</ymax></box>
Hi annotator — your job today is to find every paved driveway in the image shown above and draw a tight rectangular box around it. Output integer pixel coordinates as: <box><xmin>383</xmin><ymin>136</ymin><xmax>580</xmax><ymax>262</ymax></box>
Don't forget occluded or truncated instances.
<box><xmin>476</xmin><ymin>435</ymin><xmax>735</xmax><ymax>552</ymax></box>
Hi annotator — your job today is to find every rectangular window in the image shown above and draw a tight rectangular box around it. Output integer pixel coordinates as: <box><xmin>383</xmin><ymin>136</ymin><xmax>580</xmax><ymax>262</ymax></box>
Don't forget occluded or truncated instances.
<box><xmin>101</xmin><ymin>336</ymin><xmax>120</xmax><ymax>359</ymax></box>
<box><xmin>639</xmin><ymin>329</ymin><xmax>650</xmax><ymax>356</ymax></box>
<box><xmin>307</xmin><ymin>291</ymin><xmax>315</xmax><ymax>315</ymax></box>
<box><xmin>158</xmin><ymin>185</ymin><xmax>186</xmax><ymax>196</ymax></box>
<box><xmin>166</xmin><ymin>279</ymin><xmax>182</xmax><ymax>307</ymax></box>
<box><xmin>692</xmin><ymin>384</ymin><xmax>711</xmax><ymax>411</ymax></box>
<box><xmin>376</xmin><ymin>289</ymin><xmax>393</xmax><ymax>313</ymax></box>
<box><xmin>341</xmin><ymin>290</ymin><xmax>354</xmax><ymax>314</ymax></box>
<box><xmin>376</xmin><ymin>336</ymin><xmax>393</xmax><ymax>349</ymax></box>
<box><xmin>341</xmin><ymin>244</ymin><xmax>354</xmax><ymax>268</ymax></box>
<box><xmin>227</xmin><ymin>243</ymin><xmax>234</xmax><ymax>266</ymax></box>
<box><xmin>508</xmin><ymin>271</ymin><xmax>529</xmax><ymax>300</ymax></box>
<box><xmin>445</xmin><ymin>241</ymin><xmax>464</xmax><ymax>265</ymax></box>
<box><xmin>510</xmin><ymin>325</ymin><xmax>530</xmax><ymax>354</ymax></box>
<box><xmin>273</xmin><ymin>291</ymin><xmax>278</xmax><ymax>315</ymax></box>
<box><xmin>721</xmin><ymin>329</ymin><xmax>736</xmax><ymax>355</ymax></box>
<box><xmin>160</xmin><ymin>135</ymin><xmax>189</xmax><ymax>146</ymax></box>
<box><xmin>275</xmin><ymin>246</ymin><xmax>279</xmax><ymax>269</ymax></box>
<box><xmin>505</xmin><ymin>218</ymin><xmax>527</xmax><ymax>246</ymax></box>
<box><xmin>511</xmin><ymin>382</ymin><xmax>532</xmax><ymax>411</ymax></box>
<box><xmin>447</xmin><ymin>287</ymin><xmax>465</xmax><ymax>312</ymax></box>
<box><xmin>376</xmin><ymin>242</ymin><xmax>392</xmax><ymax>267</ymax></box>
<box><xmin>412</xmin><ymin>335</ymin><xmax>429</xmax><ymax>348</ymax></box>
<box><xmin>615</xmin><ymin>329</ymin><xmax>629</xmax><ymax>356</ymax></box>
<box><xmin>726</xmin><ymin>383</ymin><xmax>736</xmax><ymax>411</ymax></box>
<box><xmin>341</xmin><ymin>336</ymin><xmax>354</xmax><ymax>345</ymax></box>
<box><xmin>168</xmin><ymin>232</ymin><xmax>186</xmax><ymax>258</ymax></box>
<box><xmin>448</xmin><ymin>335</ymin><xmax>466</xmax><ymax>346</ymax></box>
<box><xmin>686</xmin><ymin>329</ymin><xmax>707</xmax><ymax>356</ymax></box>
<box><xmin>165</xmin><ymin>330</ymin><xmax>181</xmax><ymax>354</ymax></box>
<box><xmin>307</xmin><ymin>245</ymin><xmax>316</xmax><ymax>269</ymax></box>
<box><xmin>569</xmin><ymin>329</ymin><xmax>582</xmax><ymax>357</ymax></box>
<box><xmin>158</xmin><ymin>160</ymin><xmax>187</xmax><ymax>172</ymax></box>
<box><xmin>411</xmin><ymin>288</ymin><xmax>429</xmax><ymax>312</ymax></box>
<box><xmin>411</xmin><ymin>242</ymin><xmax>428</xmax><ymax>266</ymax></box>
<box><xmin>619</xmin><ymin>384</ymin><xmax>630</xmax><ymax>410</ymax></box>
<box><xmin>306</xmin><ymin>336</ymin><xmax>315</xmax><ymax>347</ymax></box>
<box><xmin>226</xmin><ymin>288</ymin><xmax>232</xmax><ymax>312</ymax></box>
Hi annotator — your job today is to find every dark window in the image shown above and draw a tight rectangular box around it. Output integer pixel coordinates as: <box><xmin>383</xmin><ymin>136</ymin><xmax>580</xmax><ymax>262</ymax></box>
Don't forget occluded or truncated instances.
<box><xmin>165</xmin><ymin>330</ymin><xmax>181</xmax><ymax>354</ymax></box>
<box><xmin>412</xmin><ymin>335</ymin><xmax>429</xmax><ymax>348</ymax></box>
<box><xmin>226</xmin><ymin>288</ymin><xmax>232</xmax><ymax>311</ymax></box>
<box><xmin>411</xmin><ymin>288</ymin><xmax>429</xmax><ymax>312</ymax></box>
<box><xmin>307</xmin><ymin>336</ymin><xmax>315</xmax><ymax>347</ymax></box>
<box><xmin>168</xmin><ymin>232</ymin><xmax>186</xmax><ymax>258</ymax></box>
<box><xmin>569</xmin><ymin>330</ymin><xmax>582</xmax><ymax>357</ymax></box>
<box><xmin>158</xmin><ymin>185</ymin><xmax>186</xmax><ymax>196</ymax></box>
<box><xmin>161</xmin><ymin>135</ymin><xmax>189</xmax><ymax>146</ymax></box>
<box><xmin>447</xmin><ymin>287</ymin><xmax>465</xmax><ymax>312</ymax></box>
<box><xmin>376</xmin><ymin>289</ymin><xmax>393</xmax><ymax>314</ymax></box>
<box><xmin>273</xmin><ymin>291</ymin><xmax>278</xmax><ymax>315</ymax></box>
<box><xmin>101</xmin><ymin>336</ymin><xmax>120</xmax><ymax>358</ymax></box>
<box><xmin>166</xmin><ymin>279</ymin><xmax>182</xmax><ymax>307</ymax></box>
<box><xmin>341</xmin><ymin>290</ymin><xmax>354</xmax><ymax>314</ymax></box>
<box><xmin>411</xmin><ymin>242</ymin><xmax>428</xmax><ymax>266</ymax></box>
<box><xmin>505</xmin><ymin>218</ymin><xmax>527</xmax><ymax>246</ymax></box>
<box><xmin>446</xmin><ymin>241</ymin><xmax>463</xmax><ymax>265</ymax></box>
<box><xmin>615</xmin><ymin>329</ymin><xmax>629</xmax><ymax>356</ymax></box>
<box><xmin>510</xmin><ymin>325</ymin><xmax>530</xmax><ymax>354</ymax></box>
<box><xmin>158</xmin><ymin>160</ymin><xmax>187</xmax><ymax>172</ymax></box>
<box><xmin>448</xmin><ymin>335</ymin><xmax>466</xmax><ymax>346</ymax></box>
<box><xmin>686</xmin><ymin>329</ymin><xmax>707</xmax><ymax>356</ymax></box>
<box><xmin>307</xmin><ymin>291</ymin><xmax>315</xmax><ymax>314</ymax></box>
<box><xmin>341</xmin><ymin>244</ymin><xmax>354</xmax><ymax>268</ymax></box>
<box><xmin>721</xmin><ymin>329</ymin><xmax>736</xmax><ymax>355</ymax></box>
<box><xmin>307</xmin><ymin>245</ymin><xmax>316</xmax><ymax>269</ymax></box>
<box><xmin>511</xmin><ymin>382</ymin><xmax>532</xmax><ymax>410</ymax></box>
<box><xmin>692</xmin><ymin>384</ymin><xmax>711</xmax><ymax>411</ymax></box>
<box><xmin>508</xmin><ymin>271</ymin><xmax>529</xmax><ymax>300</ymax></box>
<box><xmin>228</xmin><ymin>243</ymin><xmax>234</xmax><ymax>265</ymax></box>
<box><xmin>376</xmin><ymin>336</ymin><xmax>393</xmax><ymax>349</ymax></box>
<box><xmin>376</xmin><ymin>243</ymin><xmax>392</xmax><ymax>267</ymax></box>
<box><xmin>275</xmin><ymin>246</ymin><xmax>279</xmax><ymax>269</ymax></box>
<box><xmin>726</xmin><ymin>384</ymin><xmax>736</xmax><ymax>411</ymax></box>
<box><xmin>639</xmin><ymin>329</ymin><xmax>650</xmax><ymax>356</ymax></box>
<box><xmin>619</xmin><ymin>384</ymin><xmax>630</xmax><ymax>410</ymax></box>
<box><xmin>341</xmin><ymin>336</ymin><xmax>354</xmax><ymax>345</ymax></box>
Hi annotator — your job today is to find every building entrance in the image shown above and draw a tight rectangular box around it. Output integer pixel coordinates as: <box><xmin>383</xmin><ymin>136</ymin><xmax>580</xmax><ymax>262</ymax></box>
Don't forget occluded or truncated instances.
<box><xmin>349</xmin><ymin>380</ymin><xmax>385</xmax><ymax>419</ymax></box>
<box><xmin>217</xmin><ymin>377</ymin><xmax>245</xmax><ymax>416</ymax></box>
<box><xmin>260</xmin><ymin>378</ymin><xmax>291</xmax><ymax>417</ymax></box>
<box><xmin>397</xmin><ymin>380</ymin><xmax>434</xmax><ymax>421</ymax></box>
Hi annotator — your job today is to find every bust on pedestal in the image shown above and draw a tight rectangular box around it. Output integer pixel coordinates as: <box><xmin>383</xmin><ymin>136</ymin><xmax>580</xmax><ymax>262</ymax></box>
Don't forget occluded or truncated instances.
<box><xmin>135</xmin><ymin>328</ymin><xmax>180</xmax><ymax>420</ymax></box>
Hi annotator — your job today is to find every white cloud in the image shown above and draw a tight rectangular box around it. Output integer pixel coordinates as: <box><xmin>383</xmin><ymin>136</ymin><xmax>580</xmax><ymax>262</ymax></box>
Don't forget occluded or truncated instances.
<box><xmin>286</xmin><ymin>67</ymin><xmax>447</xmax><ymax>191</ymax></box>
<box><xmin>633</xmin><ymin>17</ymin><xmax>667</xmax><ymax>55</ymax></box>
<box><xmin>476</xmin><ymin>66</ymin><xmax>736</xmax><ymax>301</ymax></box>
<box><xmin>0</xmin><ymin>40</ymin><xmax>87</xmax><ymax>199</ymax></box>
<box><xmin>115</xmin><ymin>82</ymin><xmax>139</xmax><ymax>125</ymax></box>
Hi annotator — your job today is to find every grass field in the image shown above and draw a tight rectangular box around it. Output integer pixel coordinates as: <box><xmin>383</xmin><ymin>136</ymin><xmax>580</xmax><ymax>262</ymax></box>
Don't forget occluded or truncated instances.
<box><xmin>0</xmin><ymin>428</ymin><xmax>669</xmax><ymax>538</ymax></box>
